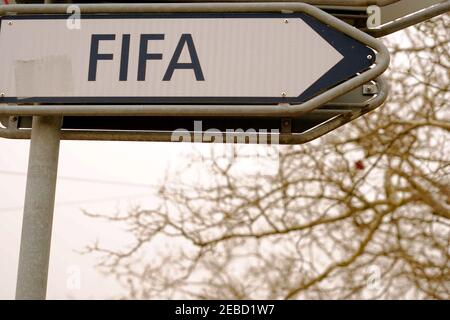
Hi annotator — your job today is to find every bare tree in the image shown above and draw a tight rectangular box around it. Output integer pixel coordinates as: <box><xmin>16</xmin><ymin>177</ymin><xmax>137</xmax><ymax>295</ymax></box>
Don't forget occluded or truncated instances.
<box><xmin>84</xmin><ymin>16</ymin><xmax>450</xmax><ymax>300</ymax></box>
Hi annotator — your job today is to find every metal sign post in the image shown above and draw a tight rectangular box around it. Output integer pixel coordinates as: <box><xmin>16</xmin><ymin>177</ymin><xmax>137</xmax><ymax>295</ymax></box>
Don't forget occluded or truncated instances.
<box><xmin>15</xmin><ymin>116</ymin><xmax>62</xmax><ymax>300</ymax></box>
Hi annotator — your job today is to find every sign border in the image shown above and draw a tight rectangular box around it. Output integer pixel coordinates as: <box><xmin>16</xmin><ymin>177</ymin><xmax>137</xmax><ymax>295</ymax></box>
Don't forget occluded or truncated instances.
<box><xmin>0</xmin><ymin>12</ymin><xmax>375</xmax><ymax>105</ymax></box>
<box><xmin>0</xmin><ymin>2</ymin><xmax>390</xmax><ymax>118</ymax></box>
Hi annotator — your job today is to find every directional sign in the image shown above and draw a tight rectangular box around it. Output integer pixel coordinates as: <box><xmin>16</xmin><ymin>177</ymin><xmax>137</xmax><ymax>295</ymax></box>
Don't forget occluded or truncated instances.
<box><xmin>0</xmin><ymin>13</ymin><xmax>375</xmax><ymax>105</ymax></box>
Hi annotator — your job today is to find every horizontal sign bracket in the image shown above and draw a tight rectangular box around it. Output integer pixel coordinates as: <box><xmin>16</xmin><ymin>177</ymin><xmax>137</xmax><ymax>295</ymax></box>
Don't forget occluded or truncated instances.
<box><xmin>367</xmin><ymin>0</ymin><xmax>450</xmax><ymax>38</ymax></box>
<box><xmin>0</xmin><ymin>2</ymin><xmax>403</xmax><ymax>16</ymax></box>
<box><xmin>0</xmin><ymin>77</ymin><xmax>388</xmax><ymax>145</ymax></box>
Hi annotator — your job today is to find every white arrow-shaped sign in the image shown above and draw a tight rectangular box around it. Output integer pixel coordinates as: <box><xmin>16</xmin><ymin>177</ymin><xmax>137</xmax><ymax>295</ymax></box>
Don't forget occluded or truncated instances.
<box><xmin>0</xmin><ymin>13</ymin><xmax>375</xmax><ymax>104</ymax></box>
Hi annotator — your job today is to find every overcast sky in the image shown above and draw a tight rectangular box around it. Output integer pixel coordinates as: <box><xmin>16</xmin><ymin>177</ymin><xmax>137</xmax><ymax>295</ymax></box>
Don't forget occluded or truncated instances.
<box><xmin>0</xmin><ymin>138</ymin><xmax>201</xmax><ymax>299</ymax></box>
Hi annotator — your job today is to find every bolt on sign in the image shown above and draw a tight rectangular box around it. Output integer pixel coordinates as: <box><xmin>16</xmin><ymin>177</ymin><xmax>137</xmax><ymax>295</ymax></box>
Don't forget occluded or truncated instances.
<box><xmin>0</xmin><ymin>13</ymin><xmax>376</xmax><ymax>105</ymax></box>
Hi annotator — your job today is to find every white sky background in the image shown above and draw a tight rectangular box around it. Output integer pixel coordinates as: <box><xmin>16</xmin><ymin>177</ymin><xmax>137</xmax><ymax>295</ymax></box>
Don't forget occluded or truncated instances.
<box><xmin>0</xmin><ymin>139</ymin><xmax>201</xmax><ymax>299</ymax></box>
<box><xmin>0</xmin><ymin>133</ymin><xmax>281</xmax><ymax>299</ymax></box>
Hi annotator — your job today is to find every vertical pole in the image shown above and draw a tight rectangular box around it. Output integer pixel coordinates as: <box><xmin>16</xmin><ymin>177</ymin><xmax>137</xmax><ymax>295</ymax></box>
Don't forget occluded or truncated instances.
<box><xmin>15</xmin><ymin>116</ymin><xmax>62</xmax><ymax>300</ymax></box>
